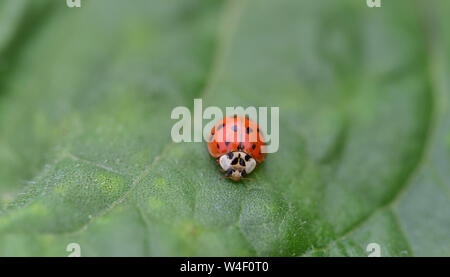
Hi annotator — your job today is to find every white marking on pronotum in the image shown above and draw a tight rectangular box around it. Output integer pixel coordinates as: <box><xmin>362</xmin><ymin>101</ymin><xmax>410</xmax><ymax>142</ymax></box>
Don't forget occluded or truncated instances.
<box><xmin>219</xmin><ymin>152</ymin><xmax>256</xmax><ymax>174</ymax></box>
<box><xmin>245</xmin><ymin>157</ymin><xmax>256</xmax><ymax>174</ymax></box>
<box><xmin>219</xmin><ymin>154</ymin><xmax>232</xmax><ymax>171</ymax></box>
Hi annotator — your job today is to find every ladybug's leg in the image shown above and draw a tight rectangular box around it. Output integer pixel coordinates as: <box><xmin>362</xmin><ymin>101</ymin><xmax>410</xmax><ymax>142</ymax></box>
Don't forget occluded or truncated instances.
<box><xmin>219</xmin><ymin>175</ymin><xmax>234</xmax><ymax>181</ymax></box>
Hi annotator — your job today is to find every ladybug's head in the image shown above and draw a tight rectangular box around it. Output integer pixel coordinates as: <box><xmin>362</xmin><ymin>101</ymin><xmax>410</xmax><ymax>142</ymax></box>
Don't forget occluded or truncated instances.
<box><xmin>219</xmin><ymin>151</ymin><xmax>256</xmax><ymax>181</ymax></box>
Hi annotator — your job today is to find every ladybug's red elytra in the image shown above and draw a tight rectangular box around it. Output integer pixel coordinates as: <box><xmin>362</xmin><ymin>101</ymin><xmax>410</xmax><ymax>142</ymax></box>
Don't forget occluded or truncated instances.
<box><xmin>207</xmin><ymin>115</ymin><xmax>266</xmax><ymax>181</ymax></box>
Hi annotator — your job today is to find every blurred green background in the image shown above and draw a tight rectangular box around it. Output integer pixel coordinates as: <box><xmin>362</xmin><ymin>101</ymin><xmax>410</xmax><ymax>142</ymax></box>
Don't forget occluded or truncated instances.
<box><xmin>0</xmin><ymin>0</ymin><xmax>449</xmax><ymax>256</ymax></box>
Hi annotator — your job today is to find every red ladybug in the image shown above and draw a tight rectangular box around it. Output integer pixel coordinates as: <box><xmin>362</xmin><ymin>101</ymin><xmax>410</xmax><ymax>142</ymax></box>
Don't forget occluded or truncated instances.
<box><xmin>207</xmin><ymin>115</ymin><xmax>266</xmax><ymax>181</ymax></box>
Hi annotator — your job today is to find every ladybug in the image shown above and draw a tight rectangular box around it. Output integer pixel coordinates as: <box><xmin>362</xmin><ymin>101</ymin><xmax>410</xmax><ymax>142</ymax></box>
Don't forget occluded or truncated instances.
<box><xmin>207</xmin><ymin>115</ymin><xmax>266</xmax><ymax>181</ymax></box>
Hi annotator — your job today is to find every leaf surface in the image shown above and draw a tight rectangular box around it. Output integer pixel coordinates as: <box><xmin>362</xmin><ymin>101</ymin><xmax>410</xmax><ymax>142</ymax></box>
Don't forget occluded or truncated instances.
<box><xmin>0</xmin><ymin>0</ymin><xmax>449</xmax><ymax>256</ymax></box>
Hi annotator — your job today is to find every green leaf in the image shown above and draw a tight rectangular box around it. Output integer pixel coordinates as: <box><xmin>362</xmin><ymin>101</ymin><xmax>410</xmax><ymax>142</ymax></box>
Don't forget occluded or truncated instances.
<box><xmin>0</xmin><ymin>0</ymin><xmax>449</xmax><ymax>257</ymax></box>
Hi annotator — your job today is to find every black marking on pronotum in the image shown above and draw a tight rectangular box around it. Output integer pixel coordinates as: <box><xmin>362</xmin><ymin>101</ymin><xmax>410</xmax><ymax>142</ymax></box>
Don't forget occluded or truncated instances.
<box><xmin>217</xmin><ymin>123</ymin><xmax>225</xmax><ymax>130</ymax></box>
<box><xmin>241</xmin><ymin>170</ymin><xmax>247</xmax><ymax>177</ymax></box>
<box><xmin>233</xmin><ymin>114</ymin><xmax>238</xmax><ymax>119</ymax></box>
<box><xmin>238</xmin><ymin>142</ymin><xmax>244</xmax><ymax>151</ymax></box>
<box><xmin>239</xmin><ymin>158</ymin><xmax>245</xmax><ymax>166</ymax></box>
<box><xmin>245</xmin><ymin>154</ymin><xmax>250</xmax><ymax>161</ymax></box>
<box><xmin>225</xmin><ymin>141</ymin><xmax>230</xmax><ymax>146</ymax></box>
<box><xmin>252</xmin><ymin>144</ymin><xmax>256</xmax><ymax>150</ymax></box>
<box><xmin>227</xmin><ymin>152</ymin><xmax>233</xmax><ymax>159</ymax></box>
<box><xmin>232</xmin><ymin>125</ymin><xmax>238</xmax><ymax>132</ymax></box>
<box><xmin>231</xmin><ymin>158</ymin><xmax>239</xmax><ymax>165</ymax></box>
<box><xmin>246</xmin><ymin>127</ymin><xmax>253</xmax><ymax>134</ymax></box>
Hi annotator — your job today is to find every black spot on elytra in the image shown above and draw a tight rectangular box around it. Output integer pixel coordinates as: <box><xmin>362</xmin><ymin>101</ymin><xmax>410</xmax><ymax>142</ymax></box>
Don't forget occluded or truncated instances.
<box><xmin>231</xmin><ymin>158</ymin><xmax>239</xmax><ymax>165</ymax></box>
<box><xmin>226</xmin><ymin>169</ymin><xmax>233</xmax><ymax>176</ymax></box>
<box><xmin>217</xmin><ymin>123</ymin><xmax>225</xmax><ymax>130</ymax></box>
<box><xmin>225</xmin><ymin>141</ymin><xmax>230</xmax><ymax>146</ymax></box>
<box><xmin>252</xmin><ymin>144</ymin><xmax>256</xmax><ymax>150</ymax></box>
<box><xmin>227</xmin><ymin>152</ymin><xmax>233</xmax><ymax>159</ymax></box>
<box><xmin>246</xmin><ymin>127</ymin><xmax>253</xmax><ymax>134</ymax></box>
<box><xmin>239</xmin><ymin>158</ymin><xmax>245</xmax><ymax>166</ymax></box>
<box><xmin>245</xmin><ymin>154</ymin><xmax>250</xmax><ymax>161</ymax></box>
<box><xmin>232</xmin><ymin>125</ymin><xmax>238</xmax><ymax>132</ymax></box>
<box><xmin>217</xmin><ymin>143</ymin><xmax>220</xmax><ymax>149</ymax></box>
